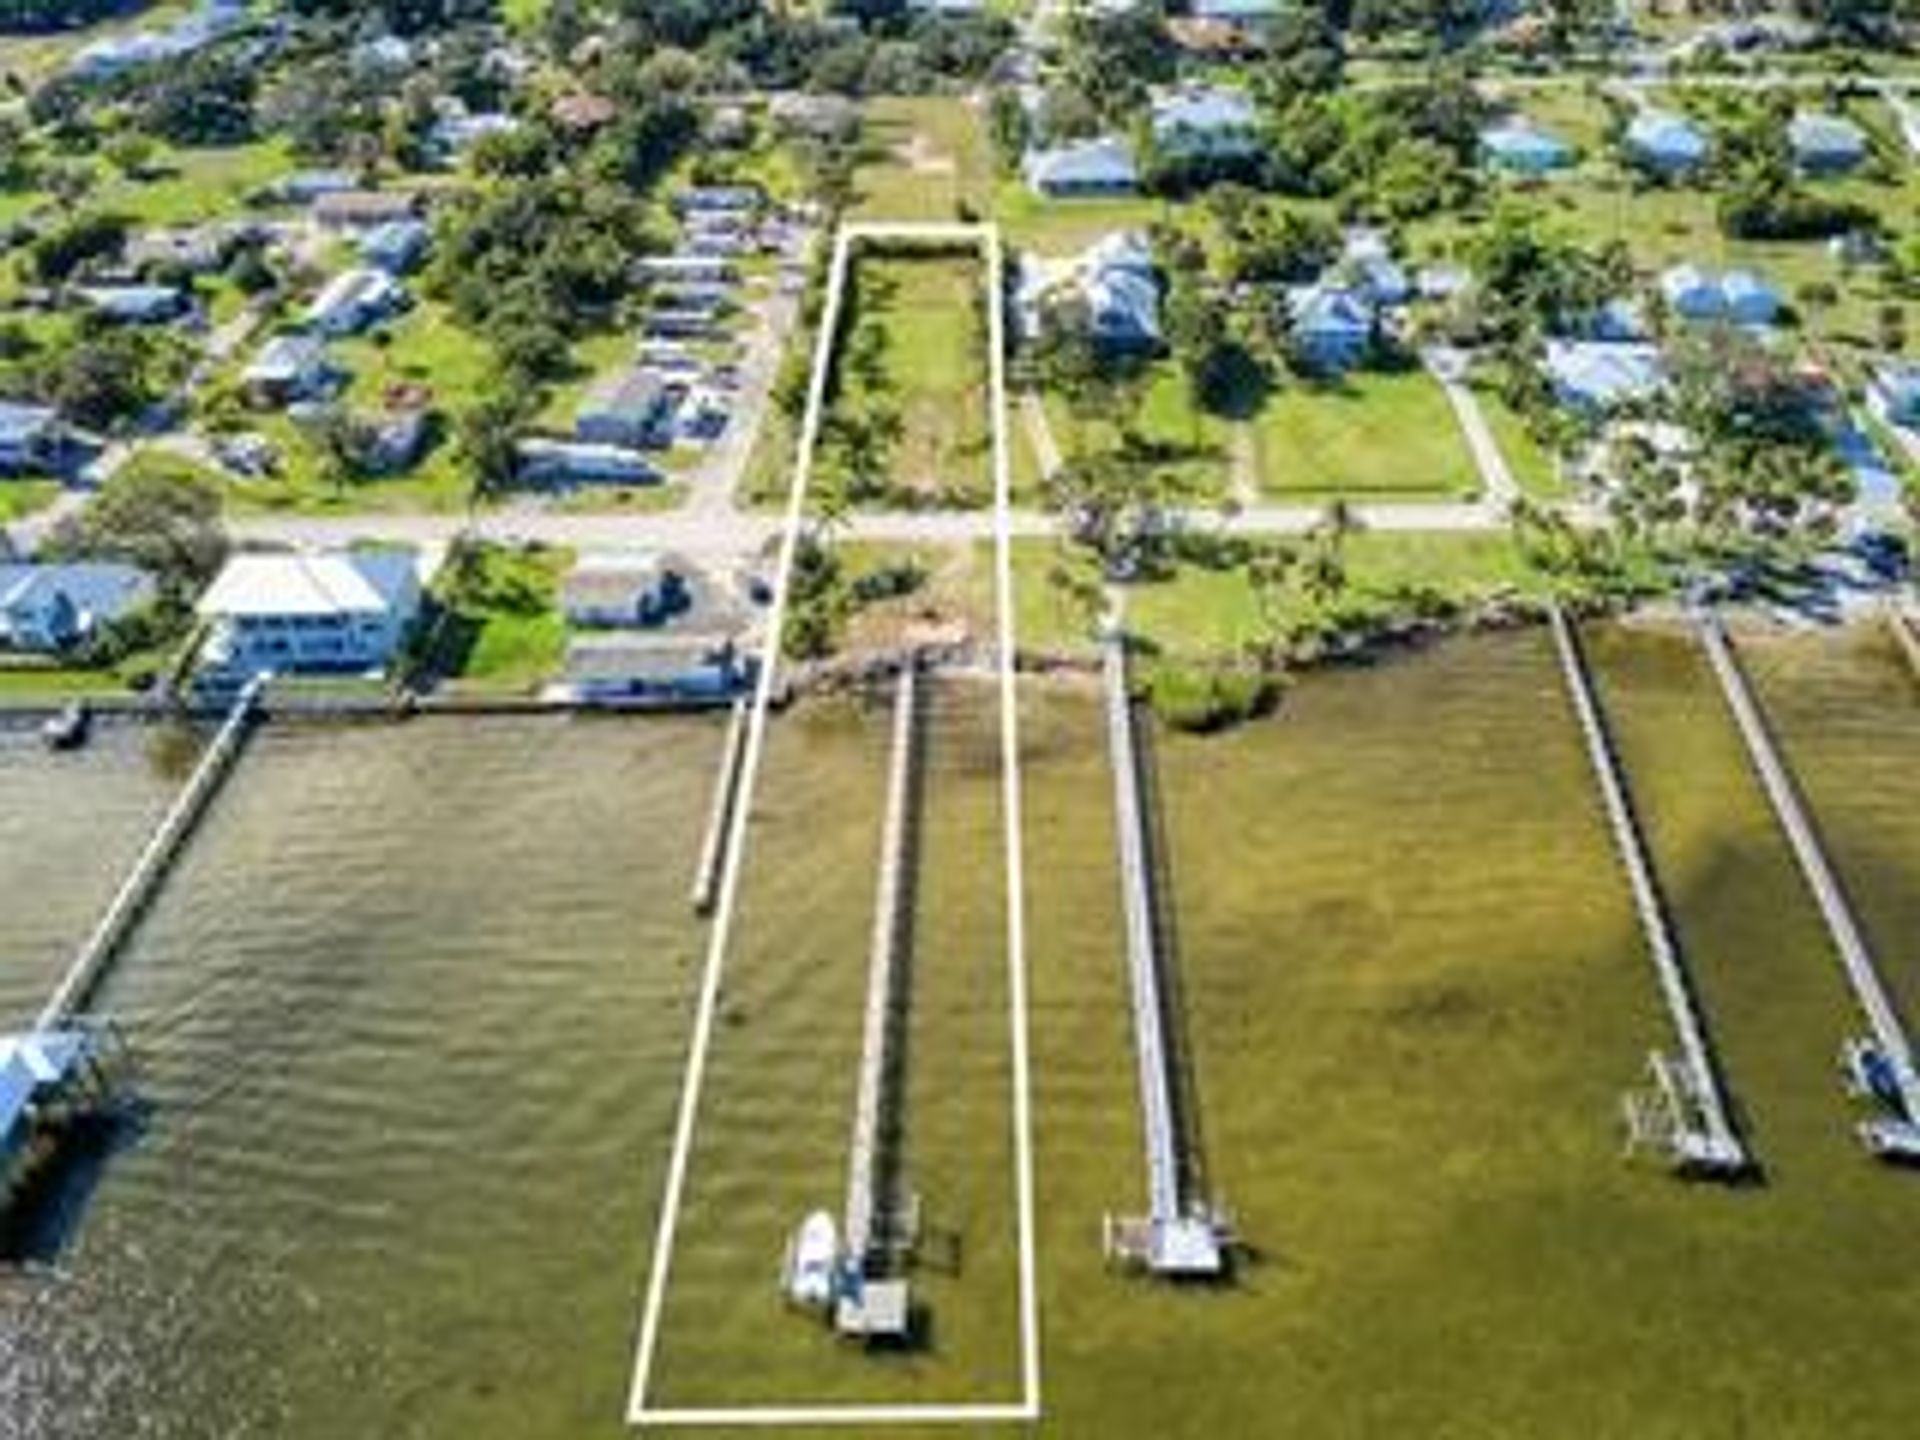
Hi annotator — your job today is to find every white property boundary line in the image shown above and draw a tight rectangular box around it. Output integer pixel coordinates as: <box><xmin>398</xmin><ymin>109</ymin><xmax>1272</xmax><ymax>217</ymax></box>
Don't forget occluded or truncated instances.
<box><xmin>626</xmin><ymin>220</ymin><xmax>1040</xmax><ymax>1430</ymax></box>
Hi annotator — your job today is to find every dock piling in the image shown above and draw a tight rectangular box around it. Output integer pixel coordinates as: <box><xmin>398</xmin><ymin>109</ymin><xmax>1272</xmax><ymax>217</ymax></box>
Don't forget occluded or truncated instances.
<box><xmin>690</xmin><ymin>699</ymin><xmax>750</xmax><ymax>916</ymax></box>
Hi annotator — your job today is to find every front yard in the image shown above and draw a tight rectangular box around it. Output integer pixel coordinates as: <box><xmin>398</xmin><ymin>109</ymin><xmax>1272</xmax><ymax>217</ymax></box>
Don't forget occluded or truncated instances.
<box><xmin>1252</xmin><ymin>366</ymin><xmax>1481</xmax><ymax>499</ymax></box>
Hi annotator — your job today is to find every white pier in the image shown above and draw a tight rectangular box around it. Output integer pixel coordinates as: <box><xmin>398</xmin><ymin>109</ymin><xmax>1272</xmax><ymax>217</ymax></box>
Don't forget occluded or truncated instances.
<box><xmin>1101</xmin><ymin>635</ymin><xmax>1226</xmax><ymax>1275</ymax></box>
<box><xmin>1549</xmin><ymin>606</ymin><xmax>1748</xmax><ymax>1177</ymax></box>
<box><xmin>834</xmin><ymin>663</ymin><xmax>922</xmax><ymax>1334</ymax></box>
<box><xmin>1695</xmin><ymin>604</ymin><xmax>1920</xmax><ymax>1161</ymax></box>
<box><xmin>37</xmin><ymin>678</ymin><xmax>265</xmax><ymax>1033</ymax></box>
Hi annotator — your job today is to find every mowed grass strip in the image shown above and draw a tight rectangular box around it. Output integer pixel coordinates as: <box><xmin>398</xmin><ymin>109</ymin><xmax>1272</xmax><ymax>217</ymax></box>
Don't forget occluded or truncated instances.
<box><xmin>1253</xmin><ymin>366</ymin><xmax>1480</xmax><ymax>499</ymax></box>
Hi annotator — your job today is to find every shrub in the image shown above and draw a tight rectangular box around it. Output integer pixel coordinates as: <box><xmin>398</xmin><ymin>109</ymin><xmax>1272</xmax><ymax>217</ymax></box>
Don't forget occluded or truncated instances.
<box><xmin>1143</xmin><ymin>662</ymin><xmax>1277</xmax><ymax>734</ymax></box>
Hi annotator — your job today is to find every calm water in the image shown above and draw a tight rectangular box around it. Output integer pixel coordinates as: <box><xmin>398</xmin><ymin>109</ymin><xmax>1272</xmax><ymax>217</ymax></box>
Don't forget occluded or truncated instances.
<box><xmin>2</xmin><ymin>628</ymin><xmax>1920</xmax><ymax>1437</ymax></box>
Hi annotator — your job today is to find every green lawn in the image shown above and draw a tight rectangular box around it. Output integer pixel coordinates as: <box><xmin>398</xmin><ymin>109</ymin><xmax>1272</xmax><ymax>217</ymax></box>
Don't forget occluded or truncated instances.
<box><xmin>995</xmin><ymin>181</ymin><xmax>1174</xmax><ymax>258</ymax></box>
<box><xmin>849</xmin><ymin>95</ymin><xmax>991</xmax><ymax>223</ymax></box>
<box><xmin>94</xmin><ymin>140</ymin><xmax>297</xmax><ymax>226</ymax></box>
<box><xmin>1252</xmin><ymin>366</ymin><xmax>1481</xmax><ymax>499</ymax></box>
<box><xmin>1042</xmin><ymin>364</ymin><xmax>1233</xmax><ymax>501</ymax></box>
<box><xmin>1124</xmin><ymin>530</ymin><xmax>1555</xmax><ymax>658</ymax></box>
<box><xmin>423</xmin><ymin>543</ymin><xmax>572</xmax><ymax>694</ymax></box>
<box><xmin>0</xmin><ymin>478</ymin><xmax>61</xmax><ymax>522</ymax></box>
<box><xmin>821</xmin><ymin>249</ymin><xmax>991</xmax><ymax>507</ymax></box>
<box><xmin>1474</xmin><ymin>381</ymin><xmax>1571</xmax><ymax>499</ymax></box>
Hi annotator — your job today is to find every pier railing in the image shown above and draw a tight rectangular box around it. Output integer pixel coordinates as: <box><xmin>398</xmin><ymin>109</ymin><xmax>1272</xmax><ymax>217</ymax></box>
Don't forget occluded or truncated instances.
<box><xmin>37</xmin><ymin>676</ymin><xmax>265</xmax><ymax>1032</ymax></box>
<box><xmin>1548</xmin><ymin>605</ymin><xmax>1748</xmax><ymax>1176</ymax></box>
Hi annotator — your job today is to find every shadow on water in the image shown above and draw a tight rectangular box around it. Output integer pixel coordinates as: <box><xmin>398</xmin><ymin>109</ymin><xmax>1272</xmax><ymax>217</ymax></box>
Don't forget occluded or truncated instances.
<box><xmin>0</xmin><ymin>1100</ymin><xmax>152</xmax><ymax>1265</ymax></box>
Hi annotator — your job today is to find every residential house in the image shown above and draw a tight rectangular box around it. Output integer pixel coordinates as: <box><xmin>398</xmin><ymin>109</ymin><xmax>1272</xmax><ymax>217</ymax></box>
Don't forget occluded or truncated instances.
<box><xmin>1023</xmin><ymin>136</ymin><xmax>1140</xmax><ymax>198</ymax></box>
<box><xmin>357</xmin><ymin>219</ymin><xmax>431</xmax><ymax>274</ymax></box>
<box><xmin>561</xmin><ymin>553</ymin><xmax>698</xmax><ymax>629</ymax></box>
<box><xmin>1015</xmin><ymin>231</ymin><xmax>1162</xmax><ymax>352</ymax></box>
<box><xmin>0</xmin><ymin>402</ymin><xmax>63</xmax><ymax>474</ymax></box>
<box><xmin>1544</xmin><ymin>340</ymin><xmax>1666</xmax><ymax>413</ymax></box>
<box><xmin>74</xmin><ymin>284</ymin><xmax>190</xmax><ymax>325</ymax></box>
<box><xmin>304</xmin><ymin>268</ymin><xmax>406</xmax><ymax>336</ymax></box>
<box><xmin>1149</xmin><ymin>86</ymin><xmax>1262</xmax><ymax>162</ymax></box>
<box><xmin>676</xmin><ymin>186</ymin><xmax>762</xmax><ymax>216</ymax></box>
<box><xmin>311</xmin><ymin>190</ymin><xmax>423</xmax><ymax>233</ymax></box>
<box><xmin>278</xmin><ymin>170</ymin><xmax>359</xmax><ymax>205</ymax></box>
<box><xmin>1625</xmin><ymin>111</ymin><xmax>1711</xmax><ymax>176</ymax></box>
<box><xmin>1789</xmin><ymin>111</ymin><xmax>1868</xmax><ymax>175</ymax></box>
<box><xmin>0</xmin><ymin>562</ymin><xmax>153</xmax><ymax>652</ymax></box>
<box><xmin>1341</xmin><ymin>229</ymin><xmax>1411</xmax><ymax>308</ymax></box>
<box><xmin>66</xmin><ymin>0</ymin><xmax>246</xmax><ymax>80</ymax></box>
<box><xmin>1480</xmin><ymin>120</ymin><xmax>1574</xmax><ymax>175</ymax></box>
<box><xmin>1285</xmin><ymin>283</ymin><xmax>1377</xmax><ymax>373</ymax></box>
<box><xmin>638</xmin><ymin>255</ymin><xmax>737</xmax><ymax>285</ymax></box>
<box><xmin>563</xmin><ymin>633</ymin><xmax>748</xmax><ymax>703</ymax></box>
<box><xmin>1868</xmin><ymin>362</ymin><xmax>1920</xmax><ymax>429</ymax></box>
<box><xmin>576</xmin><ymin>370</ymin><xmax>678</xmax><ymax>449</ymax></box>
<box><xmin>195</xmin><ymin>548</ymin><xmax>424</xmax><ymax>676</ymax></box>
<box><xmin>430</xmin><ymin>111</ymin><xmax>520</xmax><ymax>160</ymax></box>
<box><xmin>1658</xmin><ymin>264</ymin><xmax>1780</xmax><ymax>326</ymax></box>
<box><xmin>242</xmin><ymin>334</ymin><xmax>337</xmax><ymax>406</ymax></box>
<box><xmin>1191</xmin><ymin>0</ymin><xmax>1280</xmax><ymax>20</ymax></box>
<box><xmin>126</xmin><ymin>224</ymin><xmax>250</xmax><ymax>275</ymax></box>
<box><xmin>516</xmin><ymin>438</ymin><xmax>661</xmax><ymax>487</ymax></box>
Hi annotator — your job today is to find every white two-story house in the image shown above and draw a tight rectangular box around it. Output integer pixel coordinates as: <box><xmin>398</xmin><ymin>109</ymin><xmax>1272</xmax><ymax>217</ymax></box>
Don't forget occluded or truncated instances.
<box><xmin>195</xmin><ymin>548</ymin><xmax>423</xmax><ymax>677</ymax></box>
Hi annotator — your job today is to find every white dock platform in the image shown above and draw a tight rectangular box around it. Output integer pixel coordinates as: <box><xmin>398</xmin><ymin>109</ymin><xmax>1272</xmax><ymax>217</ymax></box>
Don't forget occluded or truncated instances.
<box><xmin>1102</xmin><ymin>635</ymin><xmax>1224</xmax><ymax>1275</ymax></box>
<box><xmin>1695</xmin><ymin>604</ymin><xmax>1920</xmax><ymax>1159</ymax></box>
<box><xmin>1548</xmin><ymin>606</ymin><xmax>1748</xmax><ymax>1177</ymax></box>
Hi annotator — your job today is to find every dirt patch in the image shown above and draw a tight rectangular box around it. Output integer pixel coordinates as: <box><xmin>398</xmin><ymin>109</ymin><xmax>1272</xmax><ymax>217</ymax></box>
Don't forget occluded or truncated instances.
<box><xmin>893</xmin><ymin>131</ymin><xmax>957</xmax><ymax>175</ymax></box>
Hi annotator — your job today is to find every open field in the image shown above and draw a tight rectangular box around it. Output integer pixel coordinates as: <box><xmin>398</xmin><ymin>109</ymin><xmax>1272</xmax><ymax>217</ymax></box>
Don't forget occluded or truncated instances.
<box><xmin>821</xmin><ymin>250</ymin><xmax>992</xmax><ymax>509</ymax></box>
<box><xmin>851</xmin><ymin>96</ymin><xmax>992</xmax><ymax>224</ymax></box>
<box><xmin>1252</xmin><ymin>366</ymin><xmax>1482</xmax><ymax>500</ymax></box>
<box><xmin>1041</xmin><ymin>366</ymin><xmax>1233</xmax><ymax>503</ymax></box>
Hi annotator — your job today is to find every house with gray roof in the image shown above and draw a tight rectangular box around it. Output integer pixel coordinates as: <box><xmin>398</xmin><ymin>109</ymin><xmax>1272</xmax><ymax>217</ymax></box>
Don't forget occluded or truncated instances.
<box><xmin>1150</xmin><ymin>86</ymin><xmax>1262</xmax><ymax>161</ymax></box>
<box><xmin>0</xmin><ymin>403</ymin><xmax>62</xmax><ymax>475</ymax></box>
<box><xmin>576</xmin><ymin>370</ymin><xmax>678</xmax><ymax>450</ymax></box>
<box><xmin>1789</xmin><ymin>112</ymin><xmax>1869</xmax><ymax>175</ymax></box>
<box><xmin>304</xmin><ymin>268</ymin><xmax>406</xmax><ymax>336</ymax></box>
<box><xmin>1023</xmin><ymin>136</ymin><xmax>1140</xmax><ymax>197</ymax></box>
<box><xmin>1544</xmin><ymin>340</ymin><xmax>1666</xmax><ymax>413</ymax></box>
<box><xmin>1286</xmin><ymin>284</ymin><xmax>1377</xmax><ymax>373</ymax></box>
<box><xmin>1015</xmin><ymin>231</ymin><xmax>1162</xmax><ymax>352</ymax></box>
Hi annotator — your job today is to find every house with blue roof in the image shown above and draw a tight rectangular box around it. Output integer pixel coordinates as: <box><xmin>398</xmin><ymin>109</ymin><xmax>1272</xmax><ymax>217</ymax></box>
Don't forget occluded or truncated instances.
<box><xmin>1545</xmin><ymin>340</ymin><xmax>1666</xmax><ymax>413</ymax></box>
<box><xmin>1480</xmin><ymin>120</ymin><xmax>1575</xmax><ymax>176</ymax></box>
<box><xmin>0</xmin><ymin>402</ymin><xmax>62</xmax><ymax>475</ymax></box>
<box><xmin>1869</xmin><ymin>362</ymin><xmax>1920</xmax><ymax>429</ymax></box>
<box><xmin>1192</xmin><ymin>0</ymin><xmax>1281</xmax><ymax>19</ymax></box>
<box><xmin>0</xmin><ymin>562</ymin><xmax>155</xmax><ymax>652</ymax></box>
<box><xmin>1340</xmin><ymin>229</ymin><xmax>1411</xmax><ymax>308</ymax></box>
<box><xmin>358</xmin><ymin>219</ymin><xmax>432</xmax><ymax>275</ymax></box>
<box><xmin>1789</xmin><ymin>111</ymin><xmax>1869</xmax><ymax>175</ymax></box>
<box><xmin>1023</xmin><ymin>136</ymin><xmax>1140</xmax><ymax>198</ymax></box>
<box><xmin>1015</xmin><ymin>231</ymin><xmax>1162</xmax><ymax>352</ymax></box>
<box><xmin>1150</xmin><ymin>86</ymin><xmax>1262</xmax><ymax>161</ymax></box>
<box><xmin>1286</xmin><ymin>284</ymin><xmax>1377</xmax><ymax>373</ymax></box>
<box><xmin>1625</xmin><ymin>111</ymin><xmax>1711</xmax><ymax>177</ymax></box>
<box><xmin>74</xmin><ymin>285</ymin><xmax>191</xmax><ymax>326</ymax></box>
<box><xmin>1658</xmin><ymin>264</ymin><xmax>1779</xmax><ymax>327</ymax></box>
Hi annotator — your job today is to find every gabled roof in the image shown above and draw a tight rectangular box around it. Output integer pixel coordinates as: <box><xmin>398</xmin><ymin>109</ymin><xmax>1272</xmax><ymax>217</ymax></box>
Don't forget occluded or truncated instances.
<box><xmin>1789</xmin><ymin>111</ymin><xmax>1868</xmax><ymax>160</ymax></box>
<box><xmin>1545</xmin><ymin>340</ymin><xmax>1666</xmax><ymax>409</ymax></box>
<box><xmin>1480</xmin><ymin>120</ymin><xmax>1573</xmax><ymax>164</ymax></box>
<box><xmin>1289</xmin><ymin>283</ymin><xmax>1375</xmax><ymax>336</ymax></box>
<box><xmin>1022</xmin><ymin>135</ymin><xmax>1139</xmax><ymax>191</ymax></box>
<box><xmin>0</xmin><ymin>562</ymin><xmax>153</xmax><ymax>622</ymax></box>
<box><xmin>1626</xmin><ymin>110</ymin><xmax>1710</xmax><ymax>165</ymax></box>
<box><xmin>1151</xmin><ymin>86</ymin><xmax>1258</xmax><ymax>137</ymax></box>
<box><xmin>197</xmin><ymin>550</ymin><xmax>417</xmax><ymax>620</ymax></box>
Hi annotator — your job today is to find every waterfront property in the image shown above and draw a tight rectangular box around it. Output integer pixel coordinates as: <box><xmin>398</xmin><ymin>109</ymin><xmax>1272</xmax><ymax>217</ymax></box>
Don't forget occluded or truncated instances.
<box><xmin>195</xmin><ymin>548</ymin><xmax>423</xmax><ymax>677</ymax></box>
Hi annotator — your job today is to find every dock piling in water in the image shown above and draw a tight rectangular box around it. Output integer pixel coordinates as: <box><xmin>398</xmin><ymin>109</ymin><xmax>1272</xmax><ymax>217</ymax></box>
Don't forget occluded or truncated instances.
<box><xmin>1548</xmin><ymin>605</ymin><xmax>1749</xmax><ymax>1178</ymax></box>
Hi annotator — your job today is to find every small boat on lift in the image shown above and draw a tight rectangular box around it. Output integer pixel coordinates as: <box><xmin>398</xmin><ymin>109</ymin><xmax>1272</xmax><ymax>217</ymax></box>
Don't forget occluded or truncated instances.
<box><xmin>40</xmin><ymin>701</ymin><xmax>92</xmax><ymax>752</ymax></box>
<box><xmin>781</xmin><ymin>1210</ymin><xmax>840</xmax><ymax>1309</ymax></box>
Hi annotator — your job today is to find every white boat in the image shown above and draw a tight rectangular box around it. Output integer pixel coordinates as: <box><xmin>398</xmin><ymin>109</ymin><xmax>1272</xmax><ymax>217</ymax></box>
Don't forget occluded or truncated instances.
<box><xmin>782</xmin><ymin>1210</ymin><xmax>839</xmax><ymax>1308</ymax></box>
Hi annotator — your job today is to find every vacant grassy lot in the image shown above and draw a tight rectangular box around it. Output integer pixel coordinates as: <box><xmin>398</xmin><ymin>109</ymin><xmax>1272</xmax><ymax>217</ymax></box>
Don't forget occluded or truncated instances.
<box><xmin>1253</xmin><ymin>366</ymin><xmax>1481</xmax><ymax>499</ymax></box>
<box><xmin>420</xmin><ymin>543</ymin><xmax>571</xmax><ymax>694</ymax></box>
<box><xmin>851</xmin><ymin>96</ymin><xmax>991</xmax><ymax>223</ymax></box>
<box><xmin>1474</xmin><ymin>381</ymin><xmax>1570</xmax><ymax>498</ymax></box>
<box><xmin>1041</xmin><ymin>364</ymin><xmax>1232</xmax><ymax>502</ymax></box>
<box><xmin>820</xmin><ymin>250</ymin><xmax>991</xmax><ymax>508</ymax></box>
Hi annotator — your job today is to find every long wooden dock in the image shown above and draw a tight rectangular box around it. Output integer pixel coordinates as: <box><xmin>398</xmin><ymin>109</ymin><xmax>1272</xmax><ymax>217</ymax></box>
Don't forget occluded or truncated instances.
<box><xmin>1548</xmin><ymin>606</ymin><xmax>1748</xmax><ymax>1176</ymax></box>
<box><xmin>843</xmin><ymin>663</ymin><xmax>921</xmax><ymax>1276</ymax></box>
<box><xmin>1695</xmin><ymin>604</ymin><xmax>1920</xmax><ymax>1159</ymax></box>
<box><xmin>37</xmin><ymin>677</ymin><xmax>264</xmax><ymax>1032</ymax></box>
<box><xmin>689</xmin><ymin>699</ymin><xmax>750</xmax><ymax>916</ymax></box>
<box><xmin>1101</xmin><ymin>635</ymin><xmax>1224</xmax><ymax>1275</ymax></box>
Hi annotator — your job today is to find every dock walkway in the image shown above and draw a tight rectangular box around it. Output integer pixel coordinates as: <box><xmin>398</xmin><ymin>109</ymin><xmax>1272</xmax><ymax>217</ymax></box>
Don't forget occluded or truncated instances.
<box><xmin>1548</xmin><ymin>606</ymin><xmax>1747</xmax><ymax>1176</ymax></box>
<box><xmin>36</xmin><ymin>677</ymin><xmax>264</xmax><ymax>1033</ymax></box>
<box><xmin>1695</xmin><ymin>604</ymin><xmax>1920</xmax><ymax>1157</ymax></box>
<box><xmin>1102</xmin><ymin>636</ymin><xmax>1223</xmax><ymax>1274</ymax></box>
<box><xmin>843</xmin><ymin>663</ymin><xmax>921</xmax><ymax>1276</ymax></box>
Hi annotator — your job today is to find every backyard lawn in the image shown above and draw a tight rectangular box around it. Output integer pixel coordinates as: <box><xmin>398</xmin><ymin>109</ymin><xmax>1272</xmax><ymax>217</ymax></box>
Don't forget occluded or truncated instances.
<box><xmin>1252</xmin><ymin>366</ymin><xmax>1480</xmax><ymax>499</ymax></box>
<box><xmin>1042</xmin><ymin>363</ymin><xmax>1233</xmax><ymax>502</ymax></box>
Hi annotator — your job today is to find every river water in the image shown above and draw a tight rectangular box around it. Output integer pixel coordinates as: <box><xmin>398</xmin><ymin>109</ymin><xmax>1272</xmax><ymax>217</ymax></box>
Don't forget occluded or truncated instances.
<box><xmin>1</xmin><ymin>625</ymin><xmax>1918</xmax><ymax>1437</ymax></box>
